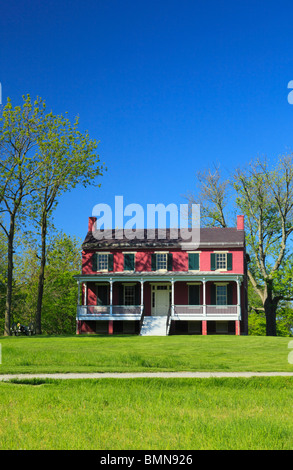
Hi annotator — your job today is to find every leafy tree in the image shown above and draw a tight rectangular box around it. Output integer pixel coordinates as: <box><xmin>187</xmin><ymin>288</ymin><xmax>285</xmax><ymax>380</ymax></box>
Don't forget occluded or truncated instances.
<box><xmin>30</xmin><ymin>111</ymin><xmax>103</xmax><ymax>334</ymax></box>
<box><xmin>0</xmin><ymin>96</ymin><xmax>46</xmax><ymax>335</ymax></box>
<box><xmin>186</xmin><ymin>155</ymin><xmax>293</xmax><ymax>336</ymax></box>
<box><xmin>235</xmin><ymin>156</ymin><xmax>293</xmax><ymax>336</ymax></box>
<box><xmin>13</xmin><ymin>231</ymin><xmax>81</xmax><ymax>335</ymax></box>
<box><xmin>0</xmin><ymin>95</ymin><xmax>104</xmax><ymax>335</ymax></box>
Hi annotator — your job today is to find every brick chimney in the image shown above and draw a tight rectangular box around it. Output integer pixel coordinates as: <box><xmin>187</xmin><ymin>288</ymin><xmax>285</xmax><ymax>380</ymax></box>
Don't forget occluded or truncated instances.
<box><xmin>88</xmin><ymin>216</ymin><xmax>97</xmax><ymax>232</ymax></box>
<box><xmin>237</xmin><ymin>215</ymin><xmax>244</xmax><ymax>230</ymax></box>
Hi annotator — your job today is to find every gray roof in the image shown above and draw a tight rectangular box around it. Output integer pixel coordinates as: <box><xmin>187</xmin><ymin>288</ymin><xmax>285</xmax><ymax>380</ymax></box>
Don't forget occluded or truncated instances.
<box><xmin>82</xmin><ymin>228</ymin><xmax>245</xmax><ymax>250</ymax></box>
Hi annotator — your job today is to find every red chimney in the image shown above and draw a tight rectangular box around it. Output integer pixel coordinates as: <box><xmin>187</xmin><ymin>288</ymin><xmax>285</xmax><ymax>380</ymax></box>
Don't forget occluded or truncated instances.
<box><xmin>88</xmin><ymin>216</ymin><xmax>97</xmax><ymax>232</ymax></box>
<box><xmin>237</xmin><ymin>215</ymin><xmax>244</xmax><ymax>230</ymax></box>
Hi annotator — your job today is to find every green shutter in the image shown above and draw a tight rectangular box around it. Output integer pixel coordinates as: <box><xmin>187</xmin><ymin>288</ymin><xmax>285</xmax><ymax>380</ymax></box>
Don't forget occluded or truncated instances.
<box><xmin>188</xmin><ymin>253</ymin><xmax>199</xmax><ymax>270</ymax></box>
<box><xmin>92</xmin><ymin>253</ymin><xmax>98</xmax><ymax>271</ymax></box>
<box><xmin>119</xmin><ymin>284</ymin><xmax>123</xmax><ymax>305</ymax></box>
<box><xmin>135</xmin><ymin>284</ymin><xmax>140</xmax><ymax>305</ymax></box>
<box><xmin>151</xmin><ymin>253</ymin><xmax>156</xmax><ymax>271</ymax></box>
<box><xmin>227</xmin><ymin>284</ymin><xmax>233</xmax><ymax>305</ymax></box>
<box><xmin>108</xmin><ymin>254</ymin><xmax>114</xmax><ymax>271</ymax></box>
<box><xmin>189</xmin><ymin>285</ymin><xmax>200</xmax><ymax>305</ymax></box>
<box><xmin>211</xmin><ymin>284</ymin><xmax>216</xmax><ymax>304</ymax></box>
<box><xmin>211</xmin><ymin>253</ymin><xmax>216</xmax><ymax>271</ymax></box>
<box><xmin>124</xmin><ymin>253</ymin><xmax>134</xmax><ymax>271</ymax></box>
<box><xmin>167</xmin><ymin>253</ymin><xmax>173</xmax><ymax>271</ymax></box>
<box><xmin>227</xmin><ymin>253</ymin><xmax>233</xmax><ymax>271</ymax></box>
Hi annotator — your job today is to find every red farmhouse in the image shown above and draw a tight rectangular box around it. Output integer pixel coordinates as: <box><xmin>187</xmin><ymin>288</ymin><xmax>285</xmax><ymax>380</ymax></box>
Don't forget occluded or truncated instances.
<box><xmin>74</xmin><ymin>215</ymin><xmax>248</xmax><ymax>336</ymax></box>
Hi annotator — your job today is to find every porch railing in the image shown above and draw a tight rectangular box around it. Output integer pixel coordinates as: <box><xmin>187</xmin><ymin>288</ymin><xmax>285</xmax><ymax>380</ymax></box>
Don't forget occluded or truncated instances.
<box><xmin>174</xmin><ymin>305</ymin><xmax>240</xmax><ymax>319</ymax></box>
<box><xmin>77</xmin><ymin>305</ymin><xmax>142</xmax><ymax>319</ymax></box>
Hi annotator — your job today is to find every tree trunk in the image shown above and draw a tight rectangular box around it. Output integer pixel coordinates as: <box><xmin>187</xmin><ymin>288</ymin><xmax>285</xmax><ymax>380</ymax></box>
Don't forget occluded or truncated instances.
<box><xmin>35</xmin><ymin>213</ymin><xmax>47</xmax><ymax>335</ymax></box>
<box><xmin>263</xmin><ymin>281</ymin><xmax>277</xmax><ymax>336</ymax></box>
<box><xmin>4</xmin><ymin>218</ymin><xmax>15</xmax><ymax>336</ymax></box>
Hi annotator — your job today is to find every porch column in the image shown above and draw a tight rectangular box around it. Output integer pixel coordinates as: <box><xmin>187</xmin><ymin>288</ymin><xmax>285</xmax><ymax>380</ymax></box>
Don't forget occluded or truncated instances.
<box><xmin>202</xmin><ymin>278</ymin><xmax>207</xmax><ymax>335</ymax></box>
<box><xmin>235</xmin><ymin>278</ymin><xmax>241</xmax><ymax>336</ymax></box>
<box><xmin>202</xmin><ymin>278</ymin><xmax>206</xmax><ymax>317</ymax></box>
<box><xmin>140</xmin><ymin>279</ymin><xmax>144</xmax><ymax>316</ymax></box>
<box><xmin>83</xmin><ymin>282</ymin><xmax>87</xmax><ymax>306</ymax></box>
<box><xmin>77</xmin><ymin>281</ymin><xmax>81</xmax><ymax>305</ymax></box>
<box><xmin>109</xmin><ymin>279</ymin><xmax>113</xmax><ymax>316</ymax></box>
<box><xmin>109</xmin><ymin>279</ymin><xmax>113</xmax><ymax>335</ymax></box>
<box><xmin>171</xmin><ymin>279</ymin><xmax>175</xmax><ymax>317</ymax></box>
<box><xmin>236</xmin><ymin>278</ymin><xmax>241</xmax><ymax>319</ymax></box>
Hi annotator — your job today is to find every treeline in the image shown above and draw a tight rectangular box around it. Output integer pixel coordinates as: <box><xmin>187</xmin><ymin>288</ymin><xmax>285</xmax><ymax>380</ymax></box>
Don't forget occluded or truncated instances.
<box><xmin>0</xmin><ymin>230</ymin><xmax>81</xmax><ymax>334</ymax></box>
<box><xmin>0</xmin><ymin>95</ymin><xmax>104</xmax><ymax>335</ymax></box>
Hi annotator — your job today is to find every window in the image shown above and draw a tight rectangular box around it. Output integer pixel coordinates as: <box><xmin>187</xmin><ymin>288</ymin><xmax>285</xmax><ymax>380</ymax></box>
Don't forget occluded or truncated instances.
<box><xmin>216</xmin><ymin>285</ymin><xmax>227</xmax><ymax>305</ymax></box>
<box><xmin>92</xmin><ymin>253</ymin><xmax>113</xmax><ymax>272</ymax></box>
<box><xmin>151</xmin><ymin>253</ymin><xmax>173</xmax><ymax>271</ymax></box>
<box><xmin>98</xmin><ymin>254</ymin><xmax>108</xmax><ymax>271</ymax></box>
<box><xmin>211</xmin><ymin>253</ymin><xmax>232</xmax><ymax>271</ymax></box>
<box><xmin>124</xmin><ymin>285</ymin><xmax>135</xmax><ymax>305</ymax></box>
<box><xmin>156</xmin><ymin>253</ymin><xmax>167</xmax><ymax>270</ymax></box>
<box><xmin>216</xmin><ymin>253</ymin><xmax>226</xmax><ymax>270</ymax></box>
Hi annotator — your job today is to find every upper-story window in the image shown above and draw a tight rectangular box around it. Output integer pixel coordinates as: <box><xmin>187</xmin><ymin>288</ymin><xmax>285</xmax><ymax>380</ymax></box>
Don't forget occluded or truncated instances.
<box><xmin>211</xmin><ymin>252</ymin><xmax>233</xmax><ymax>271</ymax></box>
<box><xmin>98</xmin><ymin>253</ymin><xmax>109</xmax><ymax>271</ymax></box>
<box><xmin>92</xmin><ymin>253</ymin><xmax>113</xmax><ymax>272</ymax></box>
<box><xmin>151</xmin><ymin>253</ymin><xmax>173</xmax><ymax>271</ymax></box>
<box><xmin>156</xmin><ymin>253</ymin><xmax>167</xmax><ymax>270</ymax></box>
<box><xmin>216</xmin><ymin>253</ymin><xmax>227</xmax><ymax>270</ymax></box>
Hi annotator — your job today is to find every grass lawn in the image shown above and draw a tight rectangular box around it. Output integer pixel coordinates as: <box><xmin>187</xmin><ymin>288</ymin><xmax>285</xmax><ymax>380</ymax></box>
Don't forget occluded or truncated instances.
<box><xmin>0</xmin><ymin>334</ymin><xmax>293</xmax><ymax>374</ymax></box>
<box><xmin>1</xmin><ymin>377</ymin><xmax>293</xmax><ymax>450</ymax></box>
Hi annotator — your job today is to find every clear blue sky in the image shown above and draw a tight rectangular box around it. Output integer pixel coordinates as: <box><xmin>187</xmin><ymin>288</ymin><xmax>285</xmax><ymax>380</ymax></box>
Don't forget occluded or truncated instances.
<box><xmin>1</xmin><ymin>0</ymin><xmax>293</xmax><ymax>240</ymax></box>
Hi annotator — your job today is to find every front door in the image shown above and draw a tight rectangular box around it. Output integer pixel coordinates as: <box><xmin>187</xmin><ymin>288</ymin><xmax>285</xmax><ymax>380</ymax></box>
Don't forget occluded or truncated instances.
<box><xmin>152</xmin><ymin>285</ymin><xmax>170</xmax><ymax>316</ymax></box>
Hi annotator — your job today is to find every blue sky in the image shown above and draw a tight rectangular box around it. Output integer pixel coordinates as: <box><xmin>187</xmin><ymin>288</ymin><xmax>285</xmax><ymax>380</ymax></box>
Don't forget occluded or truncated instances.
<box><xmin>1</xmin><ymin>0</ymin><xmax>293</xmax><ymax>241</ymax></box>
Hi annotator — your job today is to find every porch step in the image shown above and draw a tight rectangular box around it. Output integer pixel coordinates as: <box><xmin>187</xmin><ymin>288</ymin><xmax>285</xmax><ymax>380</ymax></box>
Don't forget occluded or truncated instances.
<box><xmin>140</xmin><ymin>316</ymin><xmax>168</xmax><ymax>336</ymax></box>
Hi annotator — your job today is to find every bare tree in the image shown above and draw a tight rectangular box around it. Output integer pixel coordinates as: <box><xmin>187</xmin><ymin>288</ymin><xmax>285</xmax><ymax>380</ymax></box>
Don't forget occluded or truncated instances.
<box><xmin>186</xmin><ymin>156</ymin><xmax>293</xmax><ymax>336</ymax></box>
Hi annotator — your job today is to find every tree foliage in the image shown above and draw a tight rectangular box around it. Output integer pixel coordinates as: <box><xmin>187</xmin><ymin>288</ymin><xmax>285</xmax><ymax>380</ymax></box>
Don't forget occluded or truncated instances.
<box><xmin>0</xmin><ymin>95</ymin><xmax>104</xmax><ymax>335</ymax></box>
<box><xmin>187</xmin><ymin>154</ymin><xmax>293</xmax><ymax>336</ymax></box>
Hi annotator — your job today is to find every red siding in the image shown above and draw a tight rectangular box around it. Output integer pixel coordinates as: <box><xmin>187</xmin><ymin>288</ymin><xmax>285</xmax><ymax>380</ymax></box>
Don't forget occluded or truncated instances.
<box><xmin>82</xmin><ymin>248</ymin><xmax>244</xmax><ymax>275</ymax></box>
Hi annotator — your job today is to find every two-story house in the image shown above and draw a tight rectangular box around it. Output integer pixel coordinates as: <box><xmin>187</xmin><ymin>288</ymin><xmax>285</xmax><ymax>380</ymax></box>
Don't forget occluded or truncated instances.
<box><xmin>74</xmin><ymin>215</ymin><xmax>248</xmax><ymax>336</ymax></box>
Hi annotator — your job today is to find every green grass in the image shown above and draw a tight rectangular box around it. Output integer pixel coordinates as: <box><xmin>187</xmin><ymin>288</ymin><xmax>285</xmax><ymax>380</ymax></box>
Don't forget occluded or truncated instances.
<box><xmin>1</xmin><ymin>377</ymin><xmax>293</xmax><ymax>450</ymax></box>
<box><xmin>0</xmin><ymin>334</ymin><xmax>293</xmax><ymax>374</ymax></box>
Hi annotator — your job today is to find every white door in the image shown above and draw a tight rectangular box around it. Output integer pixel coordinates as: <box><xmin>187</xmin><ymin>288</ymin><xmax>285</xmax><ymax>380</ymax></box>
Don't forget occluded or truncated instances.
<box><xmin>153</xmin><ymin>288</ymin><xmax>170</xmax><ymax>316</ymax></box>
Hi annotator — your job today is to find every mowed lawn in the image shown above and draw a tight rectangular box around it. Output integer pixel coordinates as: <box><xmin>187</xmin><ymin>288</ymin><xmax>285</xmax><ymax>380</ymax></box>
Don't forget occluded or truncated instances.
<box><xmin>0</xmin><ymin>334</ymin><xmax>293</xmax><ymax>374</ymax></box>
<box><xmin>1</xmin><ymin>377</ymin><xmax>293</xmax><ymax>450</ymax></box>
<box><xmin>1</xmin><ymin>335</ymin><xmax>293</xmax><ymax>450</ymax></box>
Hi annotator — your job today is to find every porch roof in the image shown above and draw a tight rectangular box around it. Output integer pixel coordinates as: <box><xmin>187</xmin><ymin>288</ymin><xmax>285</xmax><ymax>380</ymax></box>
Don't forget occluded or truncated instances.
<box><xmin>73</xmin><ymin>271</ymin><xmax>244</xmax><ymax>283</ymax></box>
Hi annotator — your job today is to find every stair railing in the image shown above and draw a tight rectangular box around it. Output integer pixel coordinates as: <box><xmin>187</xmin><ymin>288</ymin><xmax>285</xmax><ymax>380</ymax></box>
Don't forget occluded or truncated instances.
<box><xmin>139</xmin><ymin>306</ymin><xmax>145</xmax><ymax>335</ymax></box>
<box><xmin>166</xmin><ymin>306</ymin><xmax>172</xmax><ymax>335</ymax></box>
